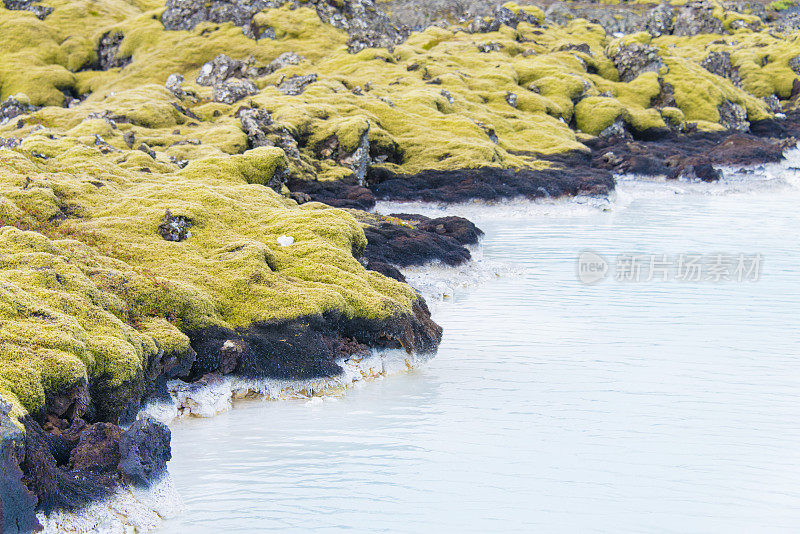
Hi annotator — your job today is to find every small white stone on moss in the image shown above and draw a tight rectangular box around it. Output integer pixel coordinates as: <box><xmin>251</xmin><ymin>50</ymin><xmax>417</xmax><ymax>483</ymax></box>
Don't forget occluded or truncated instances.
<box><xmin>277</xmin><ymin>235</ymin><xmax>294</xmax><ymax>246</ymax></box>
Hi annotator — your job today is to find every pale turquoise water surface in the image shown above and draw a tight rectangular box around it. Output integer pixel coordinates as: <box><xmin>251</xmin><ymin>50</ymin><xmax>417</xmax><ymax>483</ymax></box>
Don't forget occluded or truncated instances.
<box><xmin>161</xmin><ymin>163</ymin><xmax>800</xmax><ymax>533</ymax></box>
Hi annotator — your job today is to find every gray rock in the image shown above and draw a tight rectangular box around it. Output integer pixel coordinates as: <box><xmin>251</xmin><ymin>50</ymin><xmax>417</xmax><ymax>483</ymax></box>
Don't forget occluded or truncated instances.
<box><xmin>673</xmin><ymin>3</ymin><xmax>725</xmax><ymax>36</ymax></box>
<box><xmin>599</xmin><ymin>118</ymin><xmax>627</xmax><ymax>138</ymax></box>
<box><xmin>196</xmin><ymin>54</ymin><xmax>251</xmax><ymax>86</ymax></box>
<box><xmin>212</xmin><ymin>78</ymin><xmax>258</xmax><ymax>104</ymax></box>
<box><xmin>770</xmin><ymin>11</ymin><xmax>800</xmax><ymax>33</ymax></box>
<box><xmin>1</xmin><ymin>410</ymin><xmax>41</xmax><ymax>534</ymax></box>
<box><xmin>557</xmin><ymin>43</ymin><xmax>592</xmax><ymax>56</ymax></box>
<box><xmin>278</xmin><ymin>74</ymin><xmax>318</xmax><ymax>96</ymax></box>
<box><xmin>763</xmin><ymin>94</ymin><xmax>782</xmax><ymax>114</ymax></box>
<box><xmin>544</xmin><ymin>3</ymin><xmax>576</xmax><ymax>26</ymax></box>
<box><xmin>653</xmin><ymin>80</ymin><xmax>678</xmax><ymax>108</ymax></box>
<box><xmin>440</xmin><ymin>89</ymin><xmax>455</xmax><ymax>104</ymax></box>
<box><xmin>165</xmin><ymin>73</ymin><xmax>186</xmax><ymax>99</ymax></box>
<box><xmin>316</xmin><ymin>0</ymin><xmax>408</xmax><ymax>52</ymax></box>
<box><xmin>94</xmin><ymin>31</ymin><xmax>131</xmax><ymax>70</ymax></box>
<box><xmin>266</xmin><ymin>51</ymin><xmax>304</xmax><ymax>73</ymax></box>
<box><xmin>157</xmin><ymin>209</ymin><xmax>192</xmax><ymax>241</ymax></box>
<box><xmin>590</xmin><ymin>10</ymin><xmax>644</xmax><ymax>35</ymax></box>
<box><xmin>337</xmin><ymin>123</ymin><xmax>371</xmax><ymax>186</ymax></box>
<box><xmin>484</xmin><ymin>5</ymin><xmax>541</xmax><ymax>30</ymax></box>
<box><xmin>505</xmin><ymin>92</ymin><xmax>518</xmax><ymax>108</ymax></box>
<box><xmin>162</xmin><ymin>0</ymin><xmax>408</xmax><ymax>51</ymax></box>
<box><xmin>718</xmin><ymin>100</ymin><xmax>749</xmax><ymax>131</ymax></box>
<box><xmin>118</xmin><ymin>418</ymin><xmax>172</xmax><ymax>486</ymax></box>
<box><xmin>138</xmin><ymin>143</ymin><xmax>156</xmax><ymax>159</ymax></box>
<box><xmin>789</xmin><ymin>56</ymin><xmax>800</xmax><ymax>76</ymax></box>
<box><xmin>609</xmin><ymin>42</ymin><xmax>665</xmax><ymax>83</ymax></box>
<box><xmin>0</xmin><ymin>95</ymin><xmax>38</xmax><ymax>125</ymax></box>
<box><xmin>493</xmin><ymin>6</ymin><xmax>519</xmax><ymax>28</ymax></box>
<box><xmin>237</xmin><ymin>107</ymin><xmax>302</xmax><ymax>189</ymax></box>
<box><xmin>3</xmin><ymin>0</ymin><xmax>52</xmax><ymax>19</ymax></box>
<box><xmin>474</xmin><ymin>120</ymin><xmax>498</xmax><ymax>143</ymax></box>
<box><xmin>723</xmin><ymin>0</ymin><xmax>765</xmax><ymax>20</ymax></box>
<box><xmin>467</xmin><ymin>15</ymin><xmax>501</xmax><ymax>33</ymax></box>
<box><xmin>700</xmin><ymin>51</ymin><xmax>742</xmax><ymax>87</ymax></box>
<box><xmin>644</xmin><ymin>4</ymin><xmax>676</xmax><ymax>36</ymax></box>
<box><xmin>123</xmin><ymin>131</ymin><xmax>135</xmax><ymax>148</ymax></box>
<box><xmin>161</xmin><ymin>0</ymin><xmax>281</xmax><ymax>38</ymax></box>
<box><xmin>239</xmin><ymin>107</ymin><xmax>275</xmax><ymax>149</ymax></box>
<box><xmin>477</xmin><ymin>42</ymin><xmax>503</xmax><ymax>53</ymax></box>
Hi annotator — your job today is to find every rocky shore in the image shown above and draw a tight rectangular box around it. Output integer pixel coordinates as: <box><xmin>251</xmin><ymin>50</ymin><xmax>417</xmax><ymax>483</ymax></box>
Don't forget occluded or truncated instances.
<box><xmin>1</xmin><ymin>0</ymin><xmax>800</xmax><ymax>531</ymax></box>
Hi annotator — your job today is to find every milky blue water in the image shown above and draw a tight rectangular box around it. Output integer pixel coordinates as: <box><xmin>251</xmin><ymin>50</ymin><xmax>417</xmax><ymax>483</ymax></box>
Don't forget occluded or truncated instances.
<box><xmin>161</xmin><ymin>160</ymin><xmax>800</xmax><ymax>533</ymax></box>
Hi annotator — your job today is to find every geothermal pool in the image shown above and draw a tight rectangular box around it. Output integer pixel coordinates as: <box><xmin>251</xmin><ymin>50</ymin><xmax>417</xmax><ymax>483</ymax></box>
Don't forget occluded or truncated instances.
<box><xmin>160</xmin><ymin>156</ymin><xmax>800</xmax><ymax>532</ymax></box>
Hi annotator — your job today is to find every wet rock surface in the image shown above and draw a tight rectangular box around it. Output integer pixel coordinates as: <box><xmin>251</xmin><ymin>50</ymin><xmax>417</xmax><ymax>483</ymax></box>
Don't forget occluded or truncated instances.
<box><xmin>68</xmin><ymin>423</ymin><xmax>122</xmax><ymax>475</ymax></box>
<box><xmin>362</xmin><ymin>214</ymin><xmax>483</xmax><ymax>270</ymax></box>
<box><xmin>20</xmin><ymin>417</ymin><xmax>110</xmax><ymax>514</ymax></box>
<box><xmin>286</xmin><ymin>114</ymin><xmax>800</xmax><ymax>205</ymax></box>
<box><xmin>366</xmin><ymin>163</ymin><xmax>615</xmax><ymax>204</ymax></box>
<box><xmin>186</xmin><ymin>306</ymin><xmax>442</xmax><ymax>381</ymax></box>
<box><xmin>1</xmin><ymin>408</ymin><xmax>40</xmax><ymax>534</ymax></box>
<box><xmin>286</xmin><ymin>176</ymin><xmax>377</xmax><ymax>210</ymax></box>
<box><xmin>118</xmin><ymin>419</ymin><xmax>171</xmax><ymax>486</ymax></box>
<box><xmin>0</xmin><ymin>409</ymin><xmax>173</xmax><ymax>527</ymax></box>
<box><xmin>587</xmin><ymin>117</ymin><xmax>798</xmax><ymax>179</ymax></box>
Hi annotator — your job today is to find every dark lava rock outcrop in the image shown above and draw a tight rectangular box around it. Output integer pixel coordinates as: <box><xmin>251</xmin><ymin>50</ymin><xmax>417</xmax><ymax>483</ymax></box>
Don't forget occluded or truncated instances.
<box><xmin>118</xmin><ymin>419</ymin><xmax>171</xmax><ymax>486</ymax></box>
<box><xmin>362</xmin><ymin>215</ymin><xmax>482</xmax><ymax>269</ymax></box>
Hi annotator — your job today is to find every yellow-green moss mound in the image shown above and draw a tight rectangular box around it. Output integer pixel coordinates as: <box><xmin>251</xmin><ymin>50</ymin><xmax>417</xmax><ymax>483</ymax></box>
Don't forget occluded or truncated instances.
<box><xmin>2</xmin><ymin>1</ymin><xmax>796</xmax><ymax>181</ymax></box>
<box><xmin>1</xmin><ymin>0</ymin><xmax>799</xmax><ymax>418</ymax></box>
<box><xmin>0</xmin><ymin>142</ymin><xmax>418</xmax><ymax>418</ymax></box>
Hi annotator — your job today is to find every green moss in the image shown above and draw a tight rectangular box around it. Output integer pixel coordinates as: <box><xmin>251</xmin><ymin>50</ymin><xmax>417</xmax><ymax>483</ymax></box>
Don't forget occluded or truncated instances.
<box><xmin>768</xmin><ymin>0</ymin><xmax>798</xmax><ymax>11</ymax></box>
<box><xmin>574</xmin><ymin>97</ymin><xmax>625</xmax><ymax>135</ymax></box>
<box><xmin>660</xmin><ymin>106</ymin><xmax>686</xmax><ymax>128</ymax></box>
<box><xmin>674</xmin><ymin>59</ymin><xmax>767</xmax><ymax>121</ymax></box>
<box><xmin>501</xmin><ymin>2</ymin><xmax>545</xmax><ymax>23</ymax></box>
<box><xmin>1</xmin><ymin>0</ymin><xmax>797</xmax><ymax>422</ymax></box>
<box><xmin>181</xmin><ymin>147</ymin><xmax>288</xmax><ymax>185</ymax></box>
<box><xmin>138</xmin><ymin>317</ymin><xmax>191</xmax><ymax>358</ymax></box>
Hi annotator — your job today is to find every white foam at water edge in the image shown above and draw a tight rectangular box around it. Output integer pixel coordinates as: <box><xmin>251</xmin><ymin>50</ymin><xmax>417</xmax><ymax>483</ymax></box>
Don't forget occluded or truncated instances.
<box><xmin>140</xmin><ymin>349</ymin><xmax>434</xmax><ymax>424</ymax></box>
<box><xmin>37</xmin><ymin>474</ymin><xmax>183</xmax><ymax>534</ymax></box>
<box><xmin>374</xmin><ymin>195</ymin><xmax>612</xmax><ymax>222</ymax></box>
<box><xmin>615</xmin><ymin>144</ymin><xmax>800</xmax><ymax>201</ymax></box>
<box><xmin>377</xmin><ymin>145</ymin><xmax>800</xmax><ymax>220</ymax></box>
<box><xmin>400</xmin><ymin>245</ymin><xmax>522</xmax><ymax>307</ymax></box>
